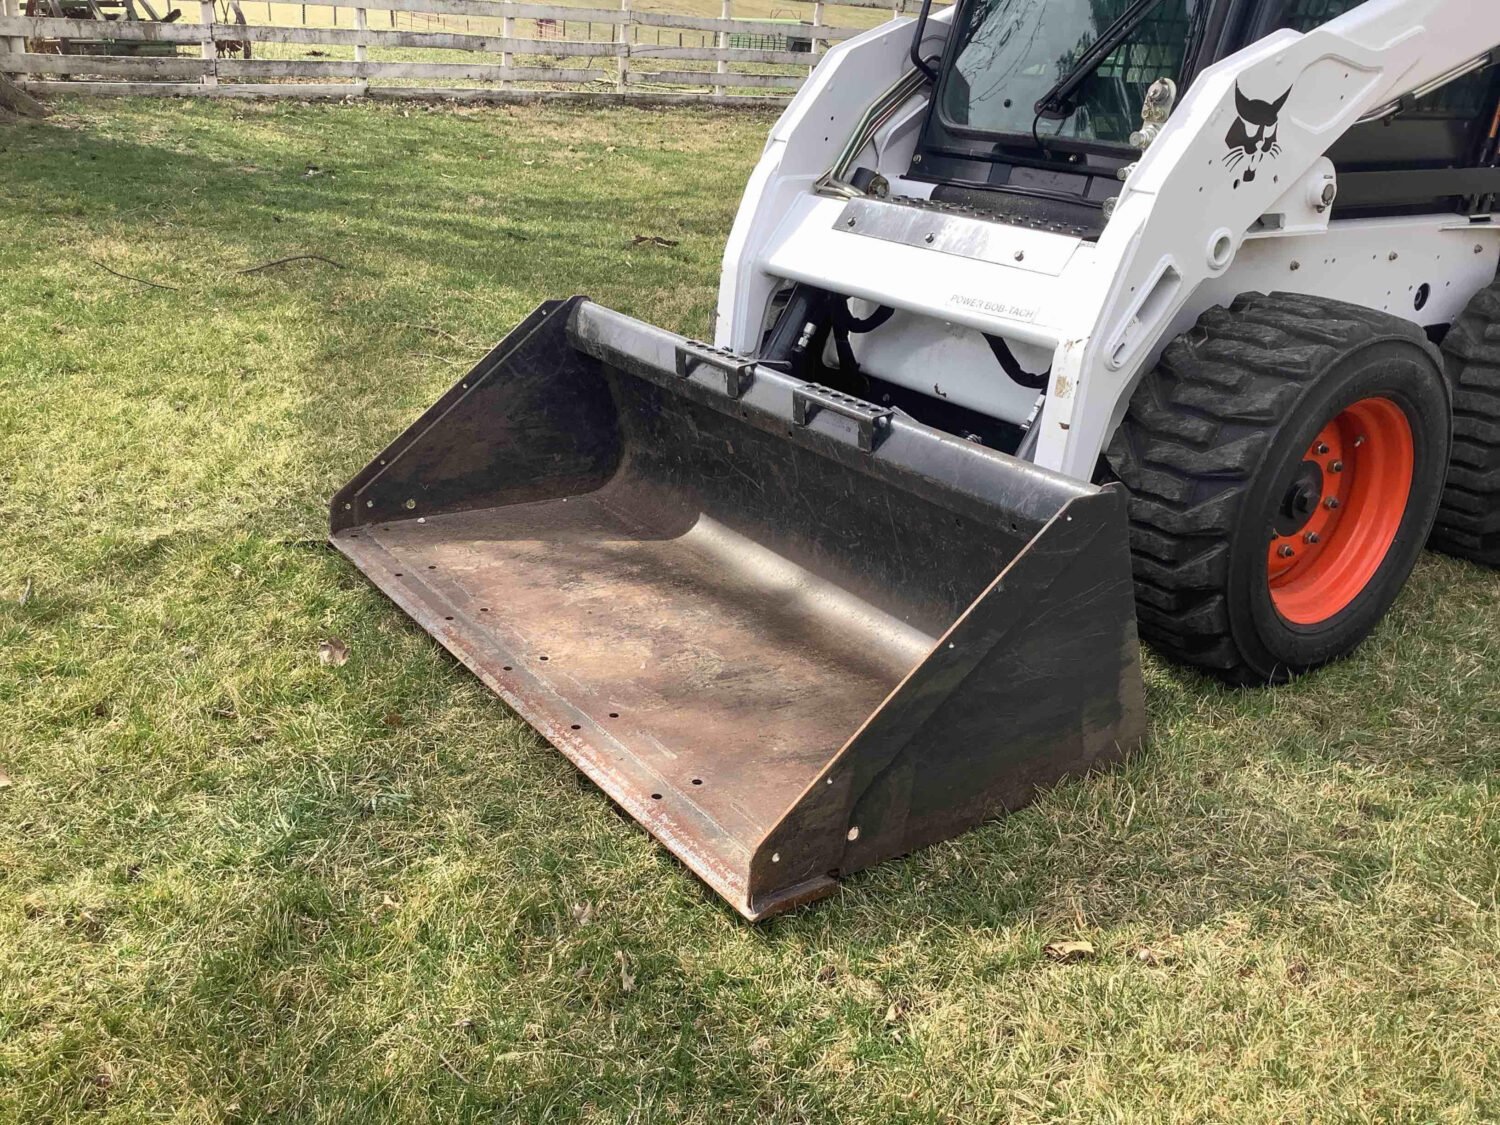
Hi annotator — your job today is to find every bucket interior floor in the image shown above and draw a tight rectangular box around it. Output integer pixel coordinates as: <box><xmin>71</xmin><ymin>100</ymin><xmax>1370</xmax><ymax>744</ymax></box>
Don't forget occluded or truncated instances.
<box><xmin>333</xmin><ymin>482</ymin><xmax>937</xmax><ymax>852</ymax></box>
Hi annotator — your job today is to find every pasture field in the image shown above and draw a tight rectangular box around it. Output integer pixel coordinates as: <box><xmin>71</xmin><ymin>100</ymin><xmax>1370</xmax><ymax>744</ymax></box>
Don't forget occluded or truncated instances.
<box><xmin>1</xmin><ymin>96</ymin><xmax>1499</xmax><ymax>1123</ymax></box>
<box><xmin>249</xmin><ymin>0</ymin><xmax>893</xmax><ymax>30</ymax></box>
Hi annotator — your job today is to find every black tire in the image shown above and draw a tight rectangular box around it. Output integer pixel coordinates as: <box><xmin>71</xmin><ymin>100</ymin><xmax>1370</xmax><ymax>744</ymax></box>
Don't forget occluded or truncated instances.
<box><xmin>1431</xmin><ymin>282</ymin><xmax>1500</xmax><ymax>565</ymax></box>
<box><xmin>1106</xmin><ymin>292</ymin><xmax>1452</xmax><ymax>685</ymax></box>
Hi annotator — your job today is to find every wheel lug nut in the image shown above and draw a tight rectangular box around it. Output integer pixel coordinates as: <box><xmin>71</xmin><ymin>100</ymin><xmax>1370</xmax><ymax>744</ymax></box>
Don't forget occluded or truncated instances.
<box><xmin>1316</xmin><ymin>442</ymin><xmax>1329</xmax><ymax>455</ymax></box>
<box><xmin>1329</xmin><ymin>460</ymin><xmax>1344</xmax><ymax>473</ymax></box>
<box><xmin>1303</xmin><ymin>531</ymin><xmax>1320</xmax><ymax>544</ymax></box>
<box><xmin>1277</xmin><ymin>545</ymin><xmax>1296</xmax><ymax>558</ymax></box>
<box><xmin>1325</xmin><ymin>497</ymin><xmax>1340</xmax><ymax>509</ymax></box>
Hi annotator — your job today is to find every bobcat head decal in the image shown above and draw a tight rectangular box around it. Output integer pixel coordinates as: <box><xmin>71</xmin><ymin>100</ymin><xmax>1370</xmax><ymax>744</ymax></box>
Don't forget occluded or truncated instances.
<box><xmin>1224</xmin><ymin>82</ymin><xmax>1290</xmax><ymax>182</ymax></box>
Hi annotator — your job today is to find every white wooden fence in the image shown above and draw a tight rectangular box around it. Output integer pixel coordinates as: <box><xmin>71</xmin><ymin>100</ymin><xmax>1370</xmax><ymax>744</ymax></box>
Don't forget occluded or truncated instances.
<box><xmin>0</xmin><ymin>0</ymin><xmax>928</xmax><ymax>103</ymax></box>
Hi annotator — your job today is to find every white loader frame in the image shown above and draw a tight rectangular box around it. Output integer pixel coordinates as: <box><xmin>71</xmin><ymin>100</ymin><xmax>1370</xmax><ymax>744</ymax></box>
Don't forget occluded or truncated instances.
<box><xmin>715</xmin><ymin>0</ymin><xmax>1500</xmax><ymax>480</ymax></box>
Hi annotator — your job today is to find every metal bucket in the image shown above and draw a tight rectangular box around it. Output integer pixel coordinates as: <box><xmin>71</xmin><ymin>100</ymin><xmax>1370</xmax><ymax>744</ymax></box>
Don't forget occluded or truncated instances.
<box><xmin>331</xmin><ymin>297</ymin><xmax>1146</xmax><ymax>919</ymax></box>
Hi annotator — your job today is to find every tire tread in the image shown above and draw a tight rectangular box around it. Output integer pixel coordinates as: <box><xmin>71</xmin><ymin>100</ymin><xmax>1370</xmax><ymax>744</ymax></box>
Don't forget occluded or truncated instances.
<box><xmin>1107</xmin><ymin>292</ymin><xmax>1441</xmax><ymax>682</ymax></box>
<box><xmin>1432</xmin><ymin>280</ymin><xmax>1500</xmax><ymax>564</ymax></box>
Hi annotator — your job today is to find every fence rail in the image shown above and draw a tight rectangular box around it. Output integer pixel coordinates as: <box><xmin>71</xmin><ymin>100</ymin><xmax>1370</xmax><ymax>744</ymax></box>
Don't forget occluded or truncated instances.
<box><xmin>0</xmin><ymin>0</ymin><xmax>936</xmax><ymax>103</ymax></box>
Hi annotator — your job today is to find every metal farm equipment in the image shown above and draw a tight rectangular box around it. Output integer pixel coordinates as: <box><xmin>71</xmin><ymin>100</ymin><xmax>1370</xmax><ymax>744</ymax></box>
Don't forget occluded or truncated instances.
<box><xmin>334</xmin><ymin>0</ymin><xmax>1500</xmax><ymax>918</ymax></box>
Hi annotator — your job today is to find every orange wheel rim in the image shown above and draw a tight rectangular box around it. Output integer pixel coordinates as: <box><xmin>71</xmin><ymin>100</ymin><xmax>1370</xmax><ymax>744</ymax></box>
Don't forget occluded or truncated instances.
<box><xmin>1267</xmin><ymin>396</ymin><xmax>1414</xmax><ymax>626</ymax></box>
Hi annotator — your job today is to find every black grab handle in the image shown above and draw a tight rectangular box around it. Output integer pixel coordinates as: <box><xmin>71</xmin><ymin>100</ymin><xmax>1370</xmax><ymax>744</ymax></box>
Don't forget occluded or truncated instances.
<box><xmin>908</xmin><ymin>0</ymin><xmax>938</xmax><ymax>82</ymax></box>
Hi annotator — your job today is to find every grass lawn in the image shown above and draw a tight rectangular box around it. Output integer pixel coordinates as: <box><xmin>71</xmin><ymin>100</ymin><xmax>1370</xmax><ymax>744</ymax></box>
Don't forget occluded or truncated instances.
<box><xmin>2</xmin><ymin>96</ymin><xmax>1499</xmax><ymax>1123</ymax></box>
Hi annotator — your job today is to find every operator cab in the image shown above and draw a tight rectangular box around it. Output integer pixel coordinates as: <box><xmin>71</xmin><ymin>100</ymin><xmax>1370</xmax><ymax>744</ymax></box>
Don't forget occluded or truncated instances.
<box><xmin>906</xmin><ymin>0</ymin><xmax>1500</xmax><ymax>229</ymax></box>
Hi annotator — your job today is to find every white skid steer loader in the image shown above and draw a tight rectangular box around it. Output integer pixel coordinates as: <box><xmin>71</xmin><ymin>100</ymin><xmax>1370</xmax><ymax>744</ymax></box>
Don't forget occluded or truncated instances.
<box><xmin>333</xmin><ymin>0</ymin><xmax>1500</xmax><ymax>919</ymax></box>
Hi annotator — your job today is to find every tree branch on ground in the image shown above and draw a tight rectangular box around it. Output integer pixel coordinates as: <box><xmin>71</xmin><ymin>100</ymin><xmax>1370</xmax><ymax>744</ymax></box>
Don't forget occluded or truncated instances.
<box><xmin>87</xmin><ymin>258</ymin><xmax>181</xmax><ymax>292</ymax></box>
<box><xmin>237</xmin><ymin>254</ymin><xmax>346</xmax><ymax>274</ymax></box>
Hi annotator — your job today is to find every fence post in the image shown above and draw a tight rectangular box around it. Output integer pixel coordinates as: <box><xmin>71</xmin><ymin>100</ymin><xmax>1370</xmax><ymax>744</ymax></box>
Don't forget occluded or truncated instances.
<box><xmin>616</xmin><ymin>0</ymin><xmax>628</xmax><ymax>93</ymax></box>
<box><xmin>501</xmin><ymin>5</ymin><xmax>513</xmax><ymax>90</ymax></box>
<box><xmin>713</xmin><ymin>0</ymin><xmax>728</xmax><ymax>98</ymax></box>
<box><xmin>354</xmin><ymin>2</ymin><xmax>367</xmax><ymax>92</ymax></box>
<box><xmin>810</xmin><ymin>0</ymin><xmax>822</xmax><ymax>72</ymax></box>
<box><xmin>200</xmin><ymin>0</ymin><xmax>218</xmax><ymax>88</ymax></box>
<box><xmin>1</xmin><ymin>0</ymin><xmax>25</xmax><ymax>64</ymax></box>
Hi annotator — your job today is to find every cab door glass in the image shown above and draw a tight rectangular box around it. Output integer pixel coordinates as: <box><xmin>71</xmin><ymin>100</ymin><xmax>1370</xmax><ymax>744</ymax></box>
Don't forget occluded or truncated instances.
<box><xmin>942</xmin><ymin>0</ymin><xmax>1202</xmax><ymax>145</ymax></box>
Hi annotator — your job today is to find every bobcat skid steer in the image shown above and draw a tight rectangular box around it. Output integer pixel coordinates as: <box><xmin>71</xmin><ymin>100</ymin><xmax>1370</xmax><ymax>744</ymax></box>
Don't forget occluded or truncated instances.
<box><xmin>333</xmin><ymin>0</ymin><xmax>1500</xmax><ymax>919</ymax></box>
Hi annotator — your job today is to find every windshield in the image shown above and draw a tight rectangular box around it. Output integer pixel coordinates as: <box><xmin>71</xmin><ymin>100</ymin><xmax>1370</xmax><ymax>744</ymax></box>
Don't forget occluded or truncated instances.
<box><xmin>940</xmin><ymin>0</ymin><xmax>1201</xmax><ymax>145</ymax></box>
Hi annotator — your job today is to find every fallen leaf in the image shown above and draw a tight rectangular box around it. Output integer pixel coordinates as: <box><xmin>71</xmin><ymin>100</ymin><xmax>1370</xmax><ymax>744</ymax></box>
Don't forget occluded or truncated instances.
<box><xmin>318</xmin><ymin>637</ymin><xmax>349</xmax><ymax>667</ymax></box>
<box><xmin>1286</xmin><ymin>961</ymin><xmax>1310</xmax><ymax>985</ymax></box>
<box><xmin>884</xmin><ymin>997</ymin><xmax>910</xmax><ymax>1023</ymax></box>
<box><xmin>815</xmin><ymin>964</ymin><xmax>837</xmax><ymax>985</ymax></box>
<box><xmin>1044</xmin><ymin>939</ymin><xmax>1096</xmax><ymax>962</ymax></box>
<box><xmin>0</xmin><ymin>770</ymin><xmax>12</xmax><ymax>790</ymax></box>
<box><xmin>571</xmin><ymin>901</ymin><xmax>594</xmax><ymax>926</ymax></box>
<box><xmin>18</xmin><ymin>577</ymin><xmax>33</xmax><ymax>606</ymax></box>
<box><xmin>630</xmin><ymin>234</ymin><xmax>679</xmax><ymax>248</ymax></box>
<box><xmin>178</xmin><ymin>644</ymin><xmax>199</xmax><ymax>662</ymax></box>
<box><xmin>382</xmin><ymin>711</ymin><xmax>404</xmax><ymax>728</ymax></box>
<box><xmin>615</xmin><ymin>950</ymin><xmax>635</xmax><ymax>993</ymax></box>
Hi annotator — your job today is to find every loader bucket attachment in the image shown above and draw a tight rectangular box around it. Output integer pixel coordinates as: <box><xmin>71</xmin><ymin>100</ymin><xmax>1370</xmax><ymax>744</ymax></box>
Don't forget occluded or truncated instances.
<box><xmin>331</xmin><ymin>298</ymin><xmax>1146</xmax><ymax>920</ymax></box>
